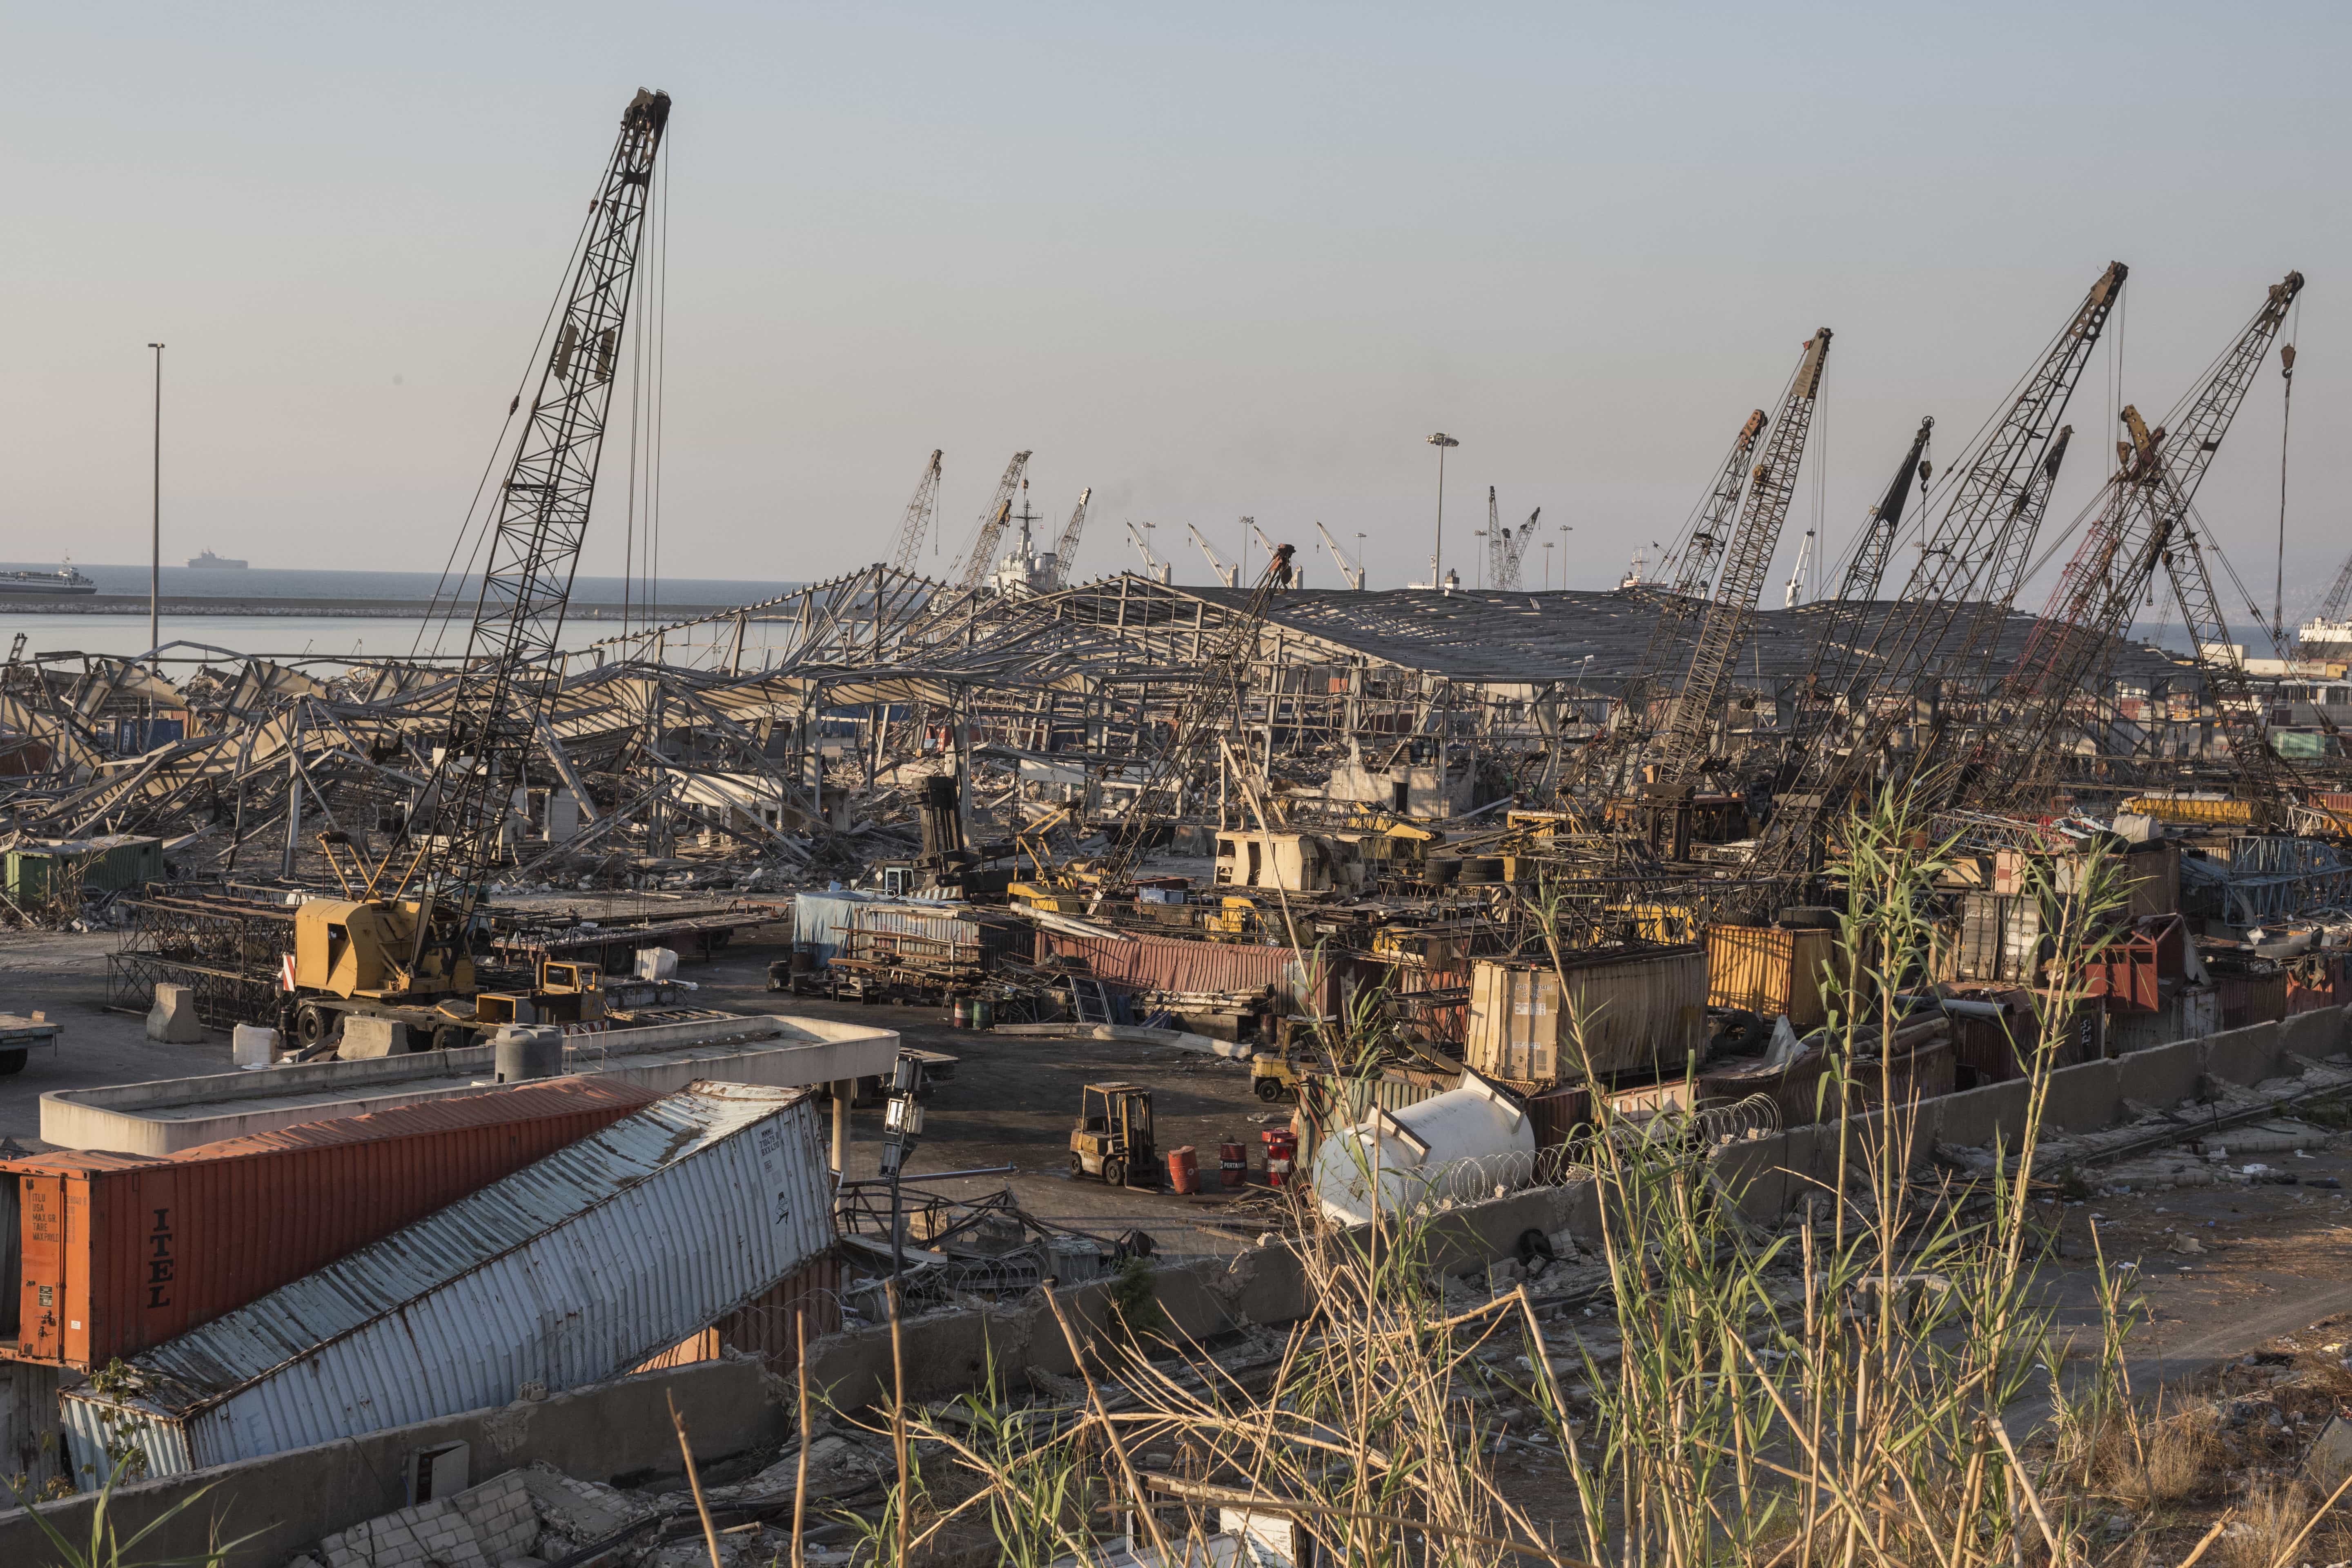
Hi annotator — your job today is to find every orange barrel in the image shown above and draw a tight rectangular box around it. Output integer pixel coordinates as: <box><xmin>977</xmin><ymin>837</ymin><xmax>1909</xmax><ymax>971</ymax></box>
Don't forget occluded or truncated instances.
<box><xmin>1218</xmin><ymin>1141</ymin><xmax>1247</xmax><ymax>1189</ymax></box>
<box><xmin>1167</xmin><ymin>1145</ymin><xmax>1200</xmax><ymax>1195</ymax></box>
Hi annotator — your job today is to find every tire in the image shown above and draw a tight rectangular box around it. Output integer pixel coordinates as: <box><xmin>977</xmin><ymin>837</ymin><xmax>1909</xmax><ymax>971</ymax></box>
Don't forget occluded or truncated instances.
<box><xmin>1254</xmin><ymin>1076</ymin><xmax>1289</xmax><ymax>1103</ymax></box>
<box><xmin>0</xmin><ymin>1049</ymin><xmax>27</xmax><ymax>1077</ymax></box>
<box><xmin>431</xmin><ymin>1024</ymin><xmax>467</xmax><ymax>1053</ymax></box>
<box><xmin>1102</xmin><ymin>1157</ymin><xmax>1127</xmax><ymax>1190</ymax></box>
<box><xmin>1069</xmin><ymin>1152</ymin><xmax>1087</xmax><ymax>1179</ymax></box>
<box><xmin>293</xmin><ymin>1002</ymin><xmax>330</xmax><ymax>1049</ymax></box>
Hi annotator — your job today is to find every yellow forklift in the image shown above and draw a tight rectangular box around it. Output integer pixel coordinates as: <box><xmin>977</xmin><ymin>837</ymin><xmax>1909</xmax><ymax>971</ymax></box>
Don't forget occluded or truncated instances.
<box><xmin>1069</xmin><ymin>1082</ymin><xmax>1157</xmax><ymax>1189</ymax></box>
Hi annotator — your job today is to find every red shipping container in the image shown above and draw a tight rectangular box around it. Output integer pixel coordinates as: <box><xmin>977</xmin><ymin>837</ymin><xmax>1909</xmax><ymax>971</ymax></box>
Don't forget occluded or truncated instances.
<box><xmin>4</xmin><ymin>1075</ymin><xmax>660</xmax><ymax>1370</ymax></box>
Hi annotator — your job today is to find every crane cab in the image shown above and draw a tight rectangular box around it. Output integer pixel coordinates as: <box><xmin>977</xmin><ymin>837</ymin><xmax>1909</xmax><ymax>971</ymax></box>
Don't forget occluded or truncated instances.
<box><xmin>293</xmin><ymin>897</ymin><xmax>473</xmax><ymax>1001</ymax></box>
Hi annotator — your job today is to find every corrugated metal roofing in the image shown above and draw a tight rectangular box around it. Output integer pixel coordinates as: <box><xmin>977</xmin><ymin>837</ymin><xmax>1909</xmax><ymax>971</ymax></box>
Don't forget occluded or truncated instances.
<box><xmin>60</xmin><ymin>1081</ymin><xmax>833</xmax><ymax>1477</ymax></box>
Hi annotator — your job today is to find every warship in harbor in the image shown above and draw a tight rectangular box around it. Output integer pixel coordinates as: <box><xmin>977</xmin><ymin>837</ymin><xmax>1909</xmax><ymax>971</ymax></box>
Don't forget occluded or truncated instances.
<box><xmin>0</xmin><ymin>563</ymin><xmax>96</xmax><ymax>596</ymax></box>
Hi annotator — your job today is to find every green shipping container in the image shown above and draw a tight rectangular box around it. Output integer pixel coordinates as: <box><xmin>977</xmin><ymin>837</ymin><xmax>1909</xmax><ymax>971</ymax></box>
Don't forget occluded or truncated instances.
<box><xmin>4</xmin><ymin>835</ymin><xmax>165</xmax><ymax>904</ymax></box>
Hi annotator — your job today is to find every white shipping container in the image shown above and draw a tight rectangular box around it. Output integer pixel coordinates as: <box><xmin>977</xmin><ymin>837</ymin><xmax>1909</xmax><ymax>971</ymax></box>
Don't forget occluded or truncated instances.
<box><xmin>60</xmin><ymin>1081</ymin><xmax>833</xmax><ymax>1479</ymax></box>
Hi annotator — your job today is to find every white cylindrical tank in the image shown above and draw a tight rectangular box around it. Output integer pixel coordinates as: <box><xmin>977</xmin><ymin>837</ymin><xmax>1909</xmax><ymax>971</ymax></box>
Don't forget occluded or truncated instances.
<box><xmin>1312</xmin><ymin>1074</ymin><xmax>1537</xmax><ymax>1226</ymax></box>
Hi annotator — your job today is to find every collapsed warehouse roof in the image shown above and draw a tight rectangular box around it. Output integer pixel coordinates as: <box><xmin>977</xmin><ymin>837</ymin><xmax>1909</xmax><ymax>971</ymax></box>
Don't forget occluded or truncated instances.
<box><xmin>0</xmin><ymin>567</ymin><xmax>2210</xmax><ymax>915</ymax></box>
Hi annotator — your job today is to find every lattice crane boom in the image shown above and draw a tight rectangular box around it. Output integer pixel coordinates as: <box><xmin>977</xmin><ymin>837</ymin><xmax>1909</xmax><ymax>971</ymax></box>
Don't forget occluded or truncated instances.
<box><xmin>1048</xmin><ymin>486</ymin><xmax>1093</xmax><ymax>587</ymax></box>
<box><xmin>2314</xmin><ymin>552</ymin><xmax>2352</xmax><ymax>632</ymax></box>
<box><xmin>1656</xmin><ymin>328</ymin><xmax>1833</xmax><ymax>784</ymax></box>
<box><xmin>384</xmin><ymin>88</ymin><xmax>671</xmax><ymax>981</ymax></box>
<box><xmin>888</xmin><ymin>450</ymin><xmax>944</xmax><ymax>575</ymax></box>
<box><xmin>954</xmin><ymin>451</ymin><xmax>1034</xmax><ymax>587</ymax></box>
<box><xmin>1832</xmin><ymin>417</ymin><xmax>1933</xmax><ymax>608</ymax></box>
<box><xmin>1990</xmin><ymin>272</ymin><xmax>2303</xmax><ymax>809</ymax></box>
<box><xmin>1752</xmin><ymin>262</ymin><xmax>2126</xmax><ymax>886</ymax></box>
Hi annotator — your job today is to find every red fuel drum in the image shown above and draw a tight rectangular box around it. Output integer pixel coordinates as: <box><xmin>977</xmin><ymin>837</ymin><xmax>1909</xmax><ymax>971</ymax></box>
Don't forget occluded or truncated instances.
<box><xmin>4</xmin><ymin>1076</ymin><xmax>661</xmax><ymax>1369</ymax></box>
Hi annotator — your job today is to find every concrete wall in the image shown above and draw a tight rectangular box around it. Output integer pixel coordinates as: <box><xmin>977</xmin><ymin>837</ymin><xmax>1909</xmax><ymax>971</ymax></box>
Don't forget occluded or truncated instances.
<box><xmin>1708</xmin><ymin>1009</ymin><xmax>2343</xmax><ymax>1221</ymax></box>
<box><xmin>42</xmin><ymin>1015</ymin><xmax>898</xmax><ymax>1154</ymax></box>
<box><xmin>0</xmin><ymin>1357</ymin><xmax>784</xmax><ymax>1568</ymax></box>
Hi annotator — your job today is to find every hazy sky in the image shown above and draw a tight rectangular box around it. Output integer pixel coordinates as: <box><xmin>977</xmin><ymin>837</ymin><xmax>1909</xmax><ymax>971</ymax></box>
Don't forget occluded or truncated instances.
<box><xmin>6</xmin><ymin>1</ymin><xmax>2347</xmax><ymax>628</ymax></box>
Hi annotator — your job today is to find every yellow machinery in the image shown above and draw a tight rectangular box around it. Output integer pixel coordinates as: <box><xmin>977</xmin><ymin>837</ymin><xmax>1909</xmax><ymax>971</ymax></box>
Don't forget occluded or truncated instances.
<box><xmin>1069</xmin><ymin>1082</ymin><xmax>1156</xmax><ymax>1188</ymax></box>
<box><xmin>292</xmin><ymin>897</ymin><xmax>471</xmax><ymax>1002</ymax></box>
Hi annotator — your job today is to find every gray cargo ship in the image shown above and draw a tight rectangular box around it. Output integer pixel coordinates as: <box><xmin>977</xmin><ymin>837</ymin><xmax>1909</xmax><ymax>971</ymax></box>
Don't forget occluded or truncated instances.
<box><xmin>0</xmin><ymin>564</ymin><xmax>96</xmax><ymax>596</ymax></box>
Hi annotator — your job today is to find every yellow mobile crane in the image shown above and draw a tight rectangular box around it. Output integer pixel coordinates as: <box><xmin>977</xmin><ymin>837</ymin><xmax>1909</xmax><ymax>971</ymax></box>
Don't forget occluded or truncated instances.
<box><xmin>280</xmin><ymin>90</ymin><xmax>673</xmax><ymax>1050</ymax></box>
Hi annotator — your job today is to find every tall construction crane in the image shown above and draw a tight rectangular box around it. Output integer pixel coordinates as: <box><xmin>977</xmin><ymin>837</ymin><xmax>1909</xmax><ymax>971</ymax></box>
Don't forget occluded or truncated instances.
<box><xmin>2310</xmin><ymin>554</ymin><xmax>2352</xmax><ymax>638</ymax></box>
<box><xmin>1833</xmin><ymin>418</ymin><xmax>1934</xmax><ymax>607</ymax></box>
<box><xmin>1567</xmin><ymin>408</ymin><xmax>1767</xmax><ymax>800</ymax></box>
<box><xmin>1047</xmin><ymin>486</ymin><xmax>1093</xmax><ymax>587</ymax></box>
<box><xmin>1947</xmin><ymin>425</ymin><xmax>2074</xmax><ymax>675</ymax></box>
<box><xmin>1481</xmin><ymin>490</ymin><xmax>1537</xmax><ymax>591</ymax></box>
<box><xmin>1753</xmin><ymin>262</ymin><xmax>2126</xmax><ymax>884</ymax></box>
<box><xmin>1498</xmin><ymin>507</ymin><xmax>1537</xmax><ymax>591</ymax></box>
<box><xmin>1187</xmin><ymin>523</ymin><xmax>1240</xmax><ymax>587</ymax></box>
<box><xmin>1244</xmin><ymin>518</ymin><xmax>1296</xmax><ymax>589</ymax></box>
<box><xmin>1648</xmin><ymin>412</ymin><xmax>1767</xmax><ymax>603</ymax></box>
<box><xmin>953</xmin><ymin>451</ymin><xmax>1034</xmax><ymax>587</ymax></box>
<box><xmin>1654</xmin><ymin>329</ymin><xmax>1833</xmax><ymax>785</ymax></box>
<box><xmin>352</xmin><ymin>89</ymin><xmax>672</xmax><ymax>1010</ymax></box>
<box><xmin>1089</xmin><ymin>544</ymin><xmax>1297</xmax><ymax>908</ymax></box>
<box><xmin>888</xmin><ymin>450</ymin><xmax>945</xmax><ymax>575</ymax></box>
<box><xmin>1314</xmin><ymin>521</ymin><xmax>1367</xmax><ymax>590</ymax></box>
<box><xmin>1788</xmin><ymin>417</ymin><xmax>1931</xmax><ymax>735</ymax></box>
<box><xmin>1990</xmin><ymin>272</ymin><xmax>2305</xmax><ymax>811</ymax></box>
<box><xmin>1125</xmin><ymin>521</ymin><xmax>1172</xmax><ymax>584</ymax></box>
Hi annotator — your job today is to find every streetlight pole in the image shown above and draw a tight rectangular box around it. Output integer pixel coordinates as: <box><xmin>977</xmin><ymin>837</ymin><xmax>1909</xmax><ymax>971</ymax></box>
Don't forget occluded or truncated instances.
<box><xmin>147</xmin><ymin>343</ymin><xmax>165</xmax><ymax>666</ymax></box>
<box><xmin>1425</xmin><ymin>433</ymin><xmax>1457</xmax><ymax>588</ymax></box>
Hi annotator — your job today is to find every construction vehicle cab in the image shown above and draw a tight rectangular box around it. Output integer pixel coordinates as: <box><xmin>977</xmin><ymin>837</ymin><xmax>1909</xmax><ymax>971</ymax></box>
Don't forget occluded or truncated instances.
<box><xmin>292</xmin><ymin>897</ymin><xmax>472</xmax><ymax>1001</ymax></box>
<box><xmin>1069</xmin><ymin>1082</ymin><xmax>1156</xmax><ymax>1188</ymax></box>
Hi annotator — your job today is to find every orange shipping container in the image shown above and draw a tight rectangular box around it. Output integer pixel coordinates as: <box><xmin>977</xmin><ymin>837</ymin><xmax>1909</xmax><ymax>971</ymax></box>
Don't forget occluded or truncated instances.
<box><xmin>1705</xmin><ymin>925</ymin><xmax>1837</xmax><ymax>1030</ymax></box>
<box><xmin>4</xmin><ymin>1075</ymin><xmax>660</xmax><ymax>1370</ymax></box>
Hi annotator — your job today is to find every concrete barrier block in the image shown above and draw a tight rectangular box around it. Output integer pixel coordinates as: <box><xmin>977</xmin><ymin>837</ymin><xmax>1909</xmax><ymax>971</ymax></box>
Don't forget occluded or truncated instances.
<box><xmin>231</xmin><ymin>1025</ymin><xmax>279</xmax><ymax>1070</ymax></box>
<box><xmin>145</xmin><ymin>984</ymin><xmax>207</xmax><ymax>1044</ymax></box>
<box><xmin>2280</xmin><ymin>1007</ymin><xmax>2344</xmax><ymax>1062</ymax></box>
<box><xmin>339</xmin><ymin>1016</ymin><xmax>405</xmax><ymax>1060</ymax></box>
<box><xmin>2198</xmin><ymin>1022</ymin><xmax>2282</xmax><ymax>1089</ymax></box>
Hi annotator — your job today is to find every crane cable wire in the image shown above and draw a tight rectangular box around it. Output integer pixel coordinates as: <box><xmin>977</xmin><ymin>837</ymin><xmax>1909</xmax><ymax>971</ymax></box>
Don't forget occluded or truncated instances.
<box><xmin>405</xmin><ymin>189</ymin><xmax>603</xmax><ymax>666</ymax></box>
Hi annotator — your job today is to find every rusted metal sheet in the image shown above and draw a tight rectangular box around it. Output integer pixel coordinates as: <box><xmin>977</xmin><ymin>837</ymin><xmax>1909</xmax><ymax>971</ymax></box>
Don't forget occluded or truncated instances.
<box><xmin>59</xmin><ymin>1082</ymin><xmax>834</xmax><ymax>1478</ymax></box>
<box><xmin>1037</xmin><ymin>931</ymin><xmax>1338</xmax><ymax>1016</ymax></box>
<box><xmin>2218</xmin><ymin>969</ymin><xmax>2289</xmax><ymax>1030</ymax></box>
<box><xmin>4</xmin><ymin>1076</ymin><xmax>660</xmax><ymax>1371</ymax></box>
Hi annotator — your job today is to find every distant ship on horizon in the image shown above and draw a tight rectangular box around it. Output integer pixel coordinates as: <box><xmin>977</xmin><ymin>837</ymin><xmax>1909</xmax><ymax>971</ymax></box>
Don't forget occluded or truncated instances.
<box><xmin>0</xmin><ymin>562</ymin><xmax>96</xmax><ymax>596</ymax></box>
<box><xmin>187</xmin><ymin>549</ymin><xmax>248</xmax><ymax>570</ymax></box>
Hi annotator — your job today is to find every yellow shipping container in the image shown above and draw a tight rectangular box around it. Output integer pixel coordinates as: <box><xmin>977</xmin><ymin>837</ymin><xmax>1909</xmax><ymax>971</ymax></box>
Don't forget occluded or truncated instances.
<box><xmin>1465</xmin><ymin>947</ymin><xmax>1707</xmax><ymax>1085</ymax></box>
<box><xmin>1706</xmin><ymin>924</ymin><xmax>1837</xmax><ymax>1030</ymax></box>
